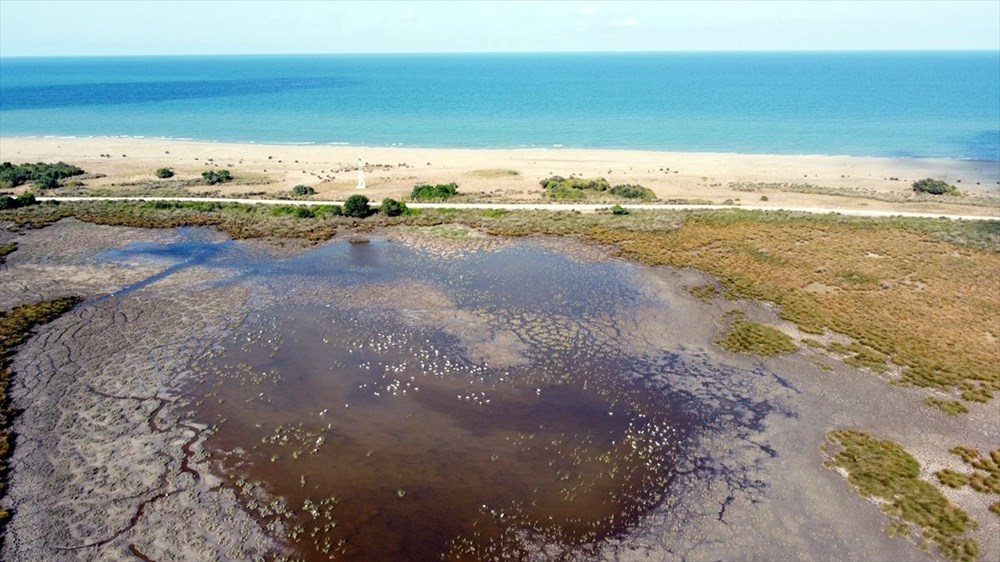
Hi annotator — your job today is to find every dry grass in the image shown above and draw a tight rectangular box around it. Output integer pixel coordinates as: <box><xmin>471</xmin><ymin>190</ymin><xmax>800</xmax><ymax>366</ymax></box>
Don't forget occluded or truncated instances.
<box><xmin>825</xmin><ymin>430</ymin><xmax>980</xmax><ymax>562</ymax></box>
<box><xmin>467</xmin><ymin>169</ymin><xmax>520</xmax><ymax>178</ymax></box>
<box><xmin>729</xmin><ymin>181</ymin><xmax>1000</xmax><ymax>208</ymax></box>
<box><xmin>584</xmin><ymin>212</ymin><xmax>1000</xmax><ymax>404</ymax></box>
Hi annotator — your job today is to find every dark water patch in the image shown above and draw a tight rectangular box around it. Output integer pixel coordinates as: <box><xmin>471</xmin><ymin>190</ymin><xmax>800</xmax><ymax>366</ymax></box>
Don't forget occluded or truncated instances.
<box><xmin>190</xmin><ymin>306</ymin><xmax>696</xmax><ymax>561</ymax></box>
<box><xmin>92</xmin><ymin>234</ymin><xmax>796</xmax><ymax>560</ymax></box>
<box><xmin>0</xmin><ymin>76</ymin><xmax>353</xmax><ymax>111</ymax></box>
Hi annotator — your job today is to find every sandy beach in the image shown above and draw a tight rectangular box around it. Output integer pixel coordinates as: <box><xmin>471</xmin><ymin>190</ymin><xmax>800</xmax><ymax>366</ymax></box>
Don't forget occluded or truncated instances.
<box><xmin>2</xmin><ymin>137</ymin><xmax>998</xmax><ymax>216</ymax></box>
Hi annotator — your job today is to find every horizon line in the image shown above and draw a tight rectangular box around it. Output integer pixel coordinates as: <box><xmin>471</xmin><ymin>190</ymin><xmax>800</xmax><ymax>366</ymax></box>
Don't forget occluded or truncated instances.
<box><xmin>2</xmin><ymin>48</ymin><xmax>998</xmax><ymax>59</ymax></box>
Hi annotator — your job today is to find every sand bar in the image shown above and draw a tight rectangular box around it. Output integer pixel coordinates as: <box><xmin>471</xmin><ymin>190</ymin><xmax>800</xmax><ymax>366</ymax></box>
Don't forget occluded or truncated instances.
<box><xmin>2</xmin><ymin>137</ymin><xmax>998</xmax><ymax>216</ymax></box>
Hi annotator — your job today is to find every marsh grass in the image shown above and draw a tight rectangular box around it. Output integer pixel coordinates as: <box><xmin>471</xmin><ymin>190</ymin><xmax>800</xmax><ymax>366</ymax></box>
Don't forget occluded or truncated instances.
<box><xmin>0</xmin><ymin>243</ymin><xmax>15</xmax><ymax>265</ymax></box>
<box><xmin>825</xmin><ymin>430</ymin><xmax>980</xmax><ymax>562</ymax></box>
<box><xmin>687</xmin><ymin>284</ymin><xmax>718</xmax><ymax>303</ymax></box>
<box><xmin>0</xmin><ymin>297</ymin><xmax>82</xmax><ymax>528</ymax></box>
<box><xmin>923</xmin><ymin>397</ymin><xmax>969</xmax><ymax>416</ymax></box>
<box><xmin>716</xmin><ymin>313</ymin><xmax>798</xmax><ymax>356</ymax></box>
<box><xmin>585</xmin><ymin>211</ymin><xmax>1000</xmax><ymax>403</ymax></box>
<box><xmin>942</xmin><ymin>447</ymin><xmax>1000</xmax><ymax>498</ymax></box>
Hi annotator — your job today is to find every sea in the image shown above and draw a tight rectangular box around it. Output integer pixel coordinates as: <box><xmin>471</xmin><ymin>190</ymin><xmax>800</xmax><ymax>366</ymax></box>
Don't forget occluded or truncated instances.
<box><xmin>1</xmin><ymin>52</ymin><xmax>998</xmax><ymax>160</ymax></box>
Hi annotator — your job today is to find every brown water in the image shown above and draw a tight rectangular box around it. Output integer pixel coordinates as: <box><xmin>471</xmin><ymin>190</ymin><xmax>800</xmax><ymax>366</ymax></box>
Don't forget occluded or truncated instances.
<box><xmin>178</xmin><ymin>237</ymin><xmax>698</xmax><ymax>561</ymax></box>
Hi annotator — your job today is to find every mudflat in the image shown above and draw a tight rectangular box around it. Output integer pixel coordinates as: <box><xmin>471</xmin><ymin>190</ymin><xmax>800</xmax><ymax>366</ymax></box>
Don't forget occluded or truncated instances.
<box><xmin>1</xmin><ymin>218</ymin><xmax>996</xmax><ymax>561</ymax></box>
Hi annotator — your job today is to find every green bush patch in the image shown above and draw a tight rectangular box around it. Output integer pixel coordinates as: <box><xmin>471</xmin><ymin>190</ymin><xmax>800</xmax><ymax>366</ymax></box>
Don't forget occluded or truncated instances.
<box><xmin>380</xmin><ymin>198</ymin><xmax>407</xmax><ymax>217</ymax></box>
<box><xmin>913</xmin><ymin>178</ymin><xmax>960</xmax><ymax>196</ymax></box>
<box><xmin>717</xmin><ymin>315</ymin><xmax>797</xmax><ymax>356</ymax></box>
<box><xmin>0</xmin><ymin>161</ymin><xmax>85</xmax><ymax>189</ymax></box>
<box><xmin>344</xmin><ymin>194</ymin><xmax>372</xmax><ymax>218</ymax></box>
<box><xmin>201</xmin><ymin>170</ymin><xmax>232</xmax><ymax>185</ymax></box>
<box><xmin>825</xmin><ymin>430</ymin><xmax>980</xmax><ymax>562</ymax></box>
<box><xmin>609</xmin><ymin>184</ymin><xmax>656</xmax><ymax>200</ymax></box>
<box><xmin>411</xmin><ymin>183</ymin><xmax>458</xmax><ymax>201</ymax></box>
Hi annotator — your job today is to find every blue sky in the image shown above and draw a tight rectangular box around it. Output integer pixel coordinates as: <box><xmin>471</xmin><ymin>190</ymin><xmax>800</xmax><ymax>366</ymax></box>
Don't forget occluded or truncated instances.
<box><xmin>1</xmin><ymin>0</ymin><xmax>998</xmax><ymax>57</ymax></box>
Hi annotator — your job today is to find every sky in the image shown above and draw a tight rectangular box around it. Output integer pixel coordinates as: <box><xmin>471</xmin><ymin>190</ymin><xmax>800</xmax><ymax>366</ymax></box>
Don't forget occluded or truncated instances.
<box><xmin>1</xmin><ymin>0</ymin><xmax>998</xmax><ymax>57</ymax></box>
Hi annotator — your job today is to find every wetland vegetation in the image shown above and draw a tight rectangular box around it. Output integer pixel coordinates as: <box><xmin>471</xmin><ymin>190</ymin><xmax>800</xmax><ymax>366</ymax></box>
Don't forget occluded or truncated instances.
<box><xmin>0</xmin><ymin>200</ymin><xmax>997</xmax><ymax>561</ymax></box>
<box><xmin>824</xmin><ymin>430</ymin><xmax>980</xmax><ymax>562</ymax></box>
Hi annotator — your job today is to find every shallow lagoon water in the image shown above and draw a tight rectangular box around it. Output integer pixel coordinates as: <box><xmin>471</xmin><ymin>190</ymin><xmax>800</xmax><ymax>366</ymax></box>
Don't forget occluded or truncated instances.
<box><xmin>101</xmin><ymin>232</ymin><xmax>778</xmax><ymax>561</ymax></box>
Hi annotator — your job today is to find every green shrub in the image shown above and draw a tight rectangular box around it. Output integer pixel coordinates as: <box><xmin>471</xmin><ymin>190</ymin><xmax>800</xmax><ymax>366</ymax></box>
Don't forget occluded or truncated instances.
<box><xmin>313</xmin><ymin>204</ymin><xmax>342</xmax><ymax>217</ymax></box>
<box><xmin>611</xmin><ymin>204</ymin><xmax>629</xmax><ymax>215</ymax></box>
<box><xmin>410</xmin><ymin>183</ymin><xmax>458</xmax><ymax>200</ymax></box>
<box><xmin>201</xmin><ymin>170</ymin><xmax>232</xmax><ymax>185</ymax></box>
<box><xmin>155</xmin><ymin>167</ymin><xmax>174</xmax><ymax>179</ymax></box>
<box><xmin>270</xmin><ymin>205</ymin><xmax>313</xmax><ymax>218</ymax></box>
<box><xmin>913</xmin><ymin>178</ymin><xmax>959</xmax><ymax>195</ymax></box>
<box><xmin>609</xmin><ymin>184</ymin><xmax>655</xmax><ymax>200</ymax></box>
<box><xmin>380</xmin><ymin>198</ymin><xmax>407</xmax><ymax>217</ymax></box>
<box><xmin>0</xmin><ymin>161</ymin><xmax>84</xmax><ymax>188</ymax></box>
<box><xmin>344</xmin><ymin>194</ymin><xmax>371</xmax><ymax>218</ymax></box>
<box><xmin>539</xmin><ymin>176</ymin><xmax>610</xmax><ymax>192</ymax></box>
<box><xmin>292</xmin><ymin>184</ymin><xmax>316</xmax><ymax>196</ymax></box>
<box><xmin>16</xmin><ymin>192</ymin><xmax>37</xmax><ymax>207</ymax></box>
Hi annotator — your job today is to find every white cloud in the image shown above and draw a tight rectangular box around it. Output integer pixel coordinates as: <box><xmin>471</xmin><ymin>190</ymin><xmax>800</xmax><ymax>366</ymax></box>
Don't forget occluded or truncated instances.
<box><xmin>608</xmin><ymin>17</ymin><xmax>637</xmax><ymax>28</ymax></box>
<box><xmin>579</xmin><ymin>6</ymin><xmax>598</xmax><ymax>16</ymax></box>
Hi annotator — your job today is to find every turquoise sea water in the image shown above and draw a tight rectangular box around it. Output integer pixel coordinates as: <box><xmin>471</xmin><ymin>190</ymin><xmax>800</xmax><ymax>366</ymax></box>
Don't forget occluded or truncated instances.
<box><xmin>1</xmin><ymin>52</ymin><xmax>998</xmax><ymax>160</ymax></box>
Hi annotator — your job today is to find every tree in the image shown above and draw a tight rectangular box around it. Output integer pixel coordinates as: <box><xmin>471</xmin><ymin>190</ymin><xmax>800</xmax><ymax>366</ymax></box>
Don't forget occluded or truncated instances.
<box><xmin>156</xmin><ymin>167</ymin><xmax>174</xmax><ymax>178</ymax></box>
<box><xmin>344</xmin><ymin>194</ymin><xmax>371</xmax><ymax>218</ymax></box>
<box><xmin>380</xmin><ymin>198</ymin><xmax>407</xmax><ymax>217</ymax></box>
<box><xmin>292</xmin><ymin>184</ymin><xmax>316</xmax><ymax>196</ymax></box>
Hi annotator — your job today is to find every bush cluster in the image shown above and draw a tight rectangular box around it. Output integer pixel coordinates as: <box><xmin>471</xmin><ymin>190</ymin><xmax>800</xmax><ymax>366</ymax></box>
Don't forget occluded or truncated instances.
<box><xmin>539</xmin><ymin>176</ymin><xmax>611</xmax><ymax>192</ymax></box>
<box><xmin>344</xmin><ymin>194</ymin><xmax>371</xmax><ymax>218</ymax></box>
<box><xmin>155</xmin><ymin>167</ymin><xmax>174</xmax><ymax>179</ymax></box>
<box><xmin>609</xmin><ymin>184</ymin><xmax>655</xmax><ymax>200</ymax></box>
<box><xmin>270</xmin><ymin>204</ymin><xmax>342</xmax><ymax>219</ymax></box>
<box><xmin>380</xmin><ymin>198</ymin><xmax>408</xmax><ymax>217</ymax></box>
<box><xmin>0</xmin><ymin>192</ymin><xmax>38</xmax><ymax>210</ymax></box>
<box><xmin>540</xmin><ymin>176</ymin><xmax>655</xmax><ymax>200</ymax></box>
<box><xmin>410</xmin><ymin>183</ymin><xmax>458</xmax><ymax>200</ymax></box>
<box><xmin>201</xmin><ymin>170</ymin><xmax>232</xmax><ymax>185</ymax></box>
<box><xmin>292</xmin><ymin>184</ymin><xmax>316</xmax><ymax>196</ymax></box>
<box><xmin>0</xmin><ymin>161</ymin><xmax>85</xmax><ymax>189</ymax></box>
<box><xmin>913</xmin><ymin>178</ymin><xmax>959</xmax><ymax>195</ymax></box>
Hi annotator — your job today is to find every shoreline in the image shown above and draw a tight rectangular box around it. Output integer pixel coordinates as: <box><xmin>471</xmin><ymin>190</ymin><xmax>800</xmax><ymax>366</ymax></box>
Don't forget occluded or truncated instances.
<box><xmin>2</xmin><ymin>136</ymin><xmax>998</xmax><ymax>217</ymax></box>
<box><xmin>8</xmin><ymin>134</ymin><xmax>1000</xmax><ymax>163</ymax></box>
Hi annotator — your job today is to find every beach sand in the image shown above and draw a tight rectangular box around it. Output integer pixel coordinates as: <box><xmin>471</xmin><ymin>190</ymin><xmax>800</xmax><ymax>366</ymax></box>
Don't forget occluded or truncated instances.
<box><xmin>2</xmin><ymin>137</ymin><xmax>998</xmax><ymax>216</ymax></box>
